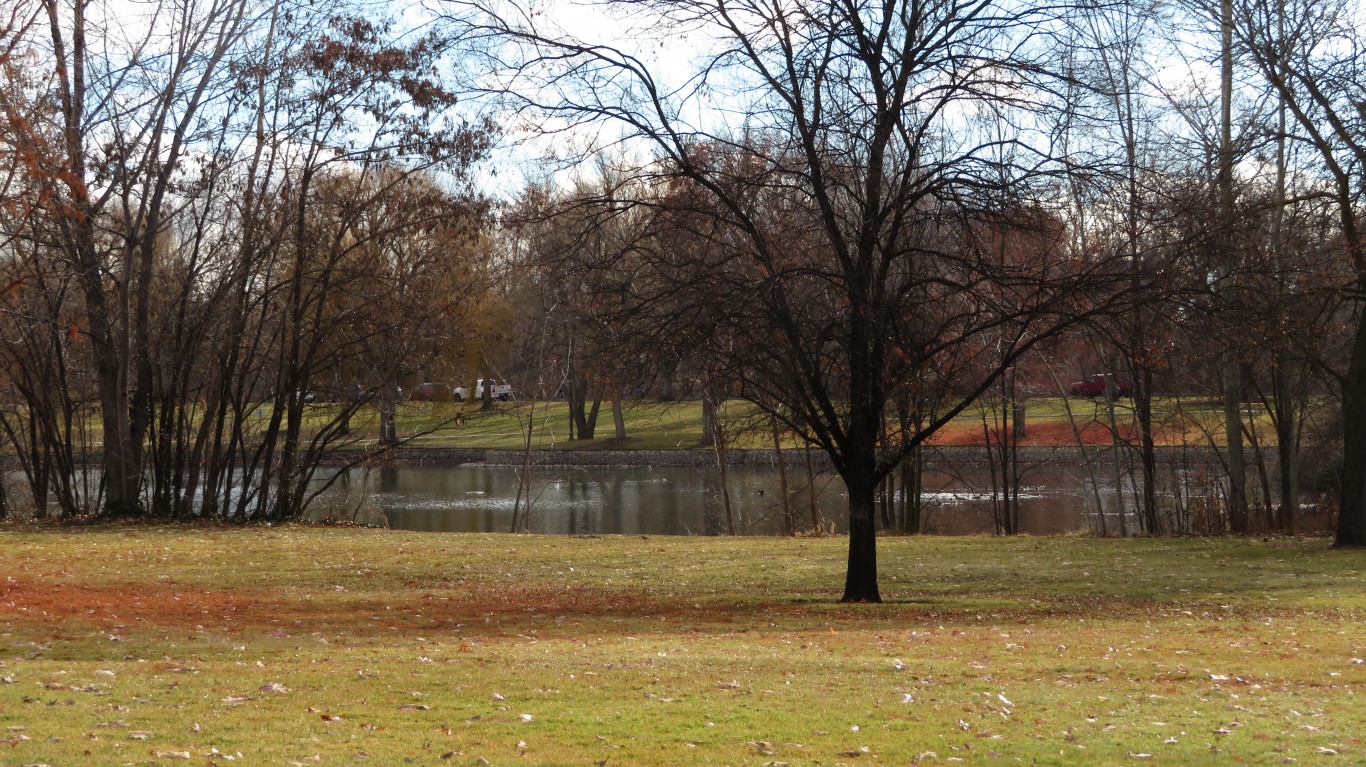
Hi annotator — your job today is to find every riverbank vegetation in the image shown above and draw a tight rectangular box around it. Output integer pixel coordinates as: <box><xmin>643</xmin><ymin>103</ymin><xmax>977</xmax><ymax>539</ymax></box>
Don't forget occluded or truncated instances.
<box><xmin>1</xmin><ymin>529</ymin><xmax>1361</xmax><ymax>765</ymax></box>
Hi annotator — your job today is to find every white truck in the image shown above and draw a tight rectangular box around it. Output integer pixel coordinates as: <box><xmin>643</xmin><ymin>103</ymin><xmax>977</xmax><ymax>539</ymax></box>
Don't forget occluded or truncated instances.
<box><xmin>454</xmin><ymin>378</ymin><xmax>513</xmax><ymax>402</ymax></box>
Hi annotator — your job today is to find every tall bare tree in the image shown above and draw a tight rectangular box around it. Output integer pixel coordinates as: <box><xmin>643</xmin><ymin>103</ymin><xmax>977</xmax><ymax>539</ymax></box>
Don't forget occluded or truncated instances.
<box><xmin>453</xmin><ymin>0</ymin><xmax>1133</xmax><ymax>599</ymax></box>
<box><xmin>22</xmin><ymin>0</ymin><xmax>258</xmax><ymax>514</ymax></box>
<box><xmin>1222</xmin><ymin>0</ymin><xmax>1366</xmax><ymax>546</ymax></box>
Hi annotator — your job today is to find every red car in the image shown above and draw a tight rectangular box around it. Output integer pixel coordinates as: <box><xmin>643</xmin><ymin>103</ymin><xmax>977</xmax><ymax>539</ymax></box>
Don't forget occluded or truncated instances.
<box><xmin>1067</xmin><ymin>373</ymin><xmax>1134</xmax><ymax>399</ymax></box>
<box><xmin>408</xmin><ymin>382</ymin><xmax>451</xmax><ymax>401</ymax></box>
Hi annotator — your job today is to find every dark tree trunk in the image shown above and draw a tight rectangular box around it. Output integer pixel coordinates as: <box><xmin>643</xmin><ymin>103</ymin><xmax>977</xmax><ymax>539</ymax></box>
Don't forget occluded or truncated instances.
<box><xmin>771</xmin><ymin>416</ymin><xmax>793</xmax><ymax>535</ymax></box>
<box><xmin>841</xmin><ymin>375</ymin><xmax>881</xmax><ymax>601</ymax></box>
<box><xmin>1223</xmin><ymin>355</ymin><xmax>1249</xmax><ymax>532</ymax></box>
<box><xmin>804</xmin><ymin>443</ymin><xmax>821</xmax><ymax>532</ymax></box>
<box><xmin>379</xmin><ymin>379</ymin><xmax>399</xmax><ymax>447</ymax></box>
<box><xmin>1135</xmin><ymin>368</ymin><xmax>1160</xmax><ymax>533</ymax></box>
<box><xmin>612</xmin><ymin>392</ymin><xmax>626</xmax><ymax>440</ymax></box>
<box><xmin>1337</xmin><ymin>317</ymin><xmax>1366</xmax><ymax>547</ymax></box>
<box><xmin>842</xmin><ymin>472</ymin><xmax>881</xmax><ymax>603</ymax></box>
<box><xmin>901</xmin><ymin>448</ymin><xmax>922</xmax><ymax>534</ymax></box>
<box><xmin>582</xmin><ymin>391</ymin><xmax>602</xmax><ymax>439</ymax></box>
<box><xmin>1272</xmin><ymin>359</ymin><xmax>1298</xmax><ymax>531</ymax></box>
<box><xmin>700</xmin><ymin>395</ymin><xmax>715</xmax><ymax>447</ymax></box>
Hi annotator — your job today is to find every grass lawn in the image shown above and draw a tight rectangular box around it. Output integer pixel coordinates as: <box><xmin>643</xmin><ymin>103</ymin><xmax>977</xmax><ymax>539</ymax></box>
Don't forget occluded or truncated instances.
<box><xmin>46</xmin><ymin>395</ymin><xmax>1306</xmax><ymax>452</ymax></box>
<box><xmin>366</xmin><ymin>395</ymin><xmax>1292</xmax><ymax>450</ymax></box>
<box><xmin>1</xmin><ymin>529</ymin><xmax>1362</xmax><ymax>765</ymax></box>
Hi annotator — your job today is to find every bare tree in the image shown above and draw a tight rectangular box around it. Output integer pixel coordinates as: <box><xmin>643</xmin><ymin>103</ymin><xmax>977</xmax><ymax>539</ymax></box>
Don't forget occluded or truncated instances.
<box><xmin>452</xmin><ymin>0</ymin><xmax>1134</xmax><ymax>600</ymax></box>
<box><xmin>19</xmin><ymin>0</ymin><xmax>259</xmax><ymax>514</ymax></box>
<box><xmin>1220</xmin><ymin>0</ymin><xmax>1366</xmax><ymax>546</ymax></box>
<box><xmin>2</xmin><ymin>0</ymin><xmax>492</xmax><ymax>520</ymax></box>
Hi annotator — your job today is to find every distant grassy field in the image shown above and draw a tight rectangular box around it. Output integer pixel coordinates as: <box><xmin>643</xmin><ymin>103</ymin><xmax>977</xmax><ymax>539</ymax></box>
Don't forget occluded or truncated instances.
<box><xmin>374</xmin><ymin>395</ymin><xmax>1295</xmax><ymax>450</ymax></box>
<box><xmin>1</xmin><ymin>529</ymin><xmax>1361</xmax><ymax>765</ymax></box>
<box><xmin>20</xmin><ymin>394</ymin><xmax>1311</xmax><ymax>453</ymax></box>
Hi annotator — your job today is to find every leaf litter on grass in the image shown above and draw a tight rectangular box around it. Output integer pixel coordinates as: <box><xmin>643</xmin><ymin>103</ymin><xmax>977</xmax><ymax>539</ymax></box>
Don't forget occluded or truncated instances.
<box><xmin>1</xmin><ymin>528</ymin><xmax>1362</xmax><ymax>765</ymax></box>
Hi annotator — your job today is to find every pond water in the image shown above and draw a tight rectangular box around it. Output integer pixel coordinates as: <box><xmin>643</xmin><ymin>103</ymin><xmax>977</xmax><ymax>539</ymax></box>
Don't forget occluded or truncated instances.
<box><xmin>309</xmin><ymin>461</ymin><xmax>1127</xmax><ymax>535</ymax></box>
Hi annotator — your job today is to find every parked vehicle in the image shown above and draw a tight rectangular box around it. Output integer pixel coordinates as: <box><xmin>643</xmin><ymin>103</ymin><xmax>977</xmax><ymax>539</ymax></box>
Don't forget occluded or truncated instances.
<box><xmin>1066</xmin><ymin>373</ymin><xmax>1134</xmax><ymax>399</ymax></box>
<box><xmin>454</xmin><ymin>379</ymin><xmax>513</xmax><ymax>402</ymax></box>
<box><xmin>409</xmin><ymin>382</ymin><xmax>451</xmax><ymax>401</ymax></box>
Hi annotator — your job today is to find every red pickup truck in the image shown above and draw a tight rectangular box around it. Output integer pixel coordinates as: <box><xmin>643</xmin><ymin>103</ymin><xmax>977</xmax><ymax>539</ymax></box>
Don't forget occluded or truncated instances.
<box><xmin>1067</xmin><ymin>373</ymin><xmax>1134</xmax><ymax>399</ymax></box>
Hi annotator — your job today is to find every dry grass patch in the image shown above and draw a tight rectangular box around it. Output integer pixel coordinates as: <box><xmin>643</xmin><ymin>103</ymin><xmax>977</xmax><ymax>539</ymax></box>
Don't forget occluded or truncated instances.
<box><xmin>1</xmin><ymin>528</ymin><xmax>1362</xmax><ymax>765</ymax></box>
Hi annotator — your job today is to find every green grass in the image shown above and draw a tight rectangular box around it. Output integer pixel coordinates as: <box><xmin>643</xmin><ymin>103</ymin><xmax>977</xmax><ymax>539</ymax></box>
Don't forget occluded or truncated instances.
<box><xmin>38</xmin><ymin>394</ymin><xmax>1312</xmax><ymax>453</ymax></box>
<box><xmin>388</xmin><ymin>398</ymin><xmax>720</xmax><ymax>450</ymax></box>
<box><xmin>376</xmin><ymin>395</ymin><xmax>1285</xmax><ymax>450</ymax></box>
<box><xmin>1</xmin><ymin>529</ymin><xmax>1362</xmax><ymax>765</ymax></box>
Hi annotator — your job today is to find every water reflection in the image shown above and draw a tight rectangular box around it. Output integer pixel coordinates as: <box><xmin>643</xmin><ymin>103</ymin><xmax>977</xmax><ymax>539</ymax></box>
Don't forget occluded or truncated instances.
<box><xmin>308</xmin><ymin>462</ymin><xmax>1117</xmax><ymax>535</ymax></box>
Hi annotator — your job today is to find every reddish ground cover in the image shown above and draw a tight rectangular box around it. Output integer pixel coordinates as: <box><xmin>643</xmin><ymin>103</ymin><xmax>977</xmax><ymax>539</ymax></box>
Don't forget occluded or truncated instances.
<box><xmin>929</xmin><ymin>420</ymin><xmax>1143</xmax><ymax>446</ymax></box>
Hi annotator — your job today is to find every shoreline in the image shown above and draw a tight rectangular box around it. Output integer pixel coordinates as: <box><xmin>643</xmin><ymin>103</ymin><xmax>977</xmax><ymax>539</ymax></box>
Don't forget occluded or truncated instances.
<box><xmin>2</xmin><ymin>443</ymin><xmax>1255</xmax><ymax>470</ymax></box>
<box><xmin>379</xmin><ymin>443</ymin><xmax>1240</xmax><ymax>468</ymax></box>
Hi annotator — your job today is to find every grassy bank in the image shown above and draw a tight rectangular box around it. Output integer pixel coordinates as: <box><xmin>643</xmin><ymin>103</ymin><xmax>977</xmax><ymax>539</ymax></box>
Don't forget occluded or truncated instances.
<box><xmin>1</xmin><ymin>529</ymin><xmax>1362</xmax><ymax>765</ymax></box>
<box><xmin>20</xmin><ymin>396</ymin><xmax>1298</xmax><ymax>454</ymax></box>
<box><xmin>368</xmin><ymin>395</ymin><xmax>1294</xmax><ymax>450</ymax></box>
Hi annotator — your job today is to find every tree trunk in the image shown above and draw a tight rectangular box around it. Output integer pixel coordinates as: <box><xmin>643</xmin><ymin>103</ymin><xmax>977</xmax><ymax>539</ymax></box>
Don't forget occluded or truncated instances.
<box><xmin>1222</xmin><ymin>356</ymin><xmax>1249</xmax><ymax>532</ymax></box>
<box><xmin>1105</xmin><ymin>383</ymin><xmax>1127</xmax><ymax>536</ymax></box>
<box><xmin>612</xmin><ymin>392</ymin><xmax>626</xmax><ymax>440</ymax></box>
<box><xmin>1135</xmin><ymin>368</ymin><xmax>1160</xmax><ymax>534</ymax></box>
<box><xmin>841</xmin><ymin>470</ymin><xmax>881</xmax><ymax>603</ymax></box>
<box><xmin>582</xmin><ymin>390</ymin><xmax>602</xmax><ymax>439</ymax></box>
<box><xmin>771</xmin><ymin>416</ymin><xmax>793</xmax><ymax>535</ymax></box>
<box><xmin>705</xmin><ymin>393</ymin><xmax>733</xmax><ymax>534</ymax></box>
<box><xmin>700</xmin><ymin>395</ymin><xmax>715</xmax><ymax>447</ymax></box>
<box><xmin>1337</xmin><ymin>320</ymin><xmax>1366</xmax><ymax>547</ymax></box>
<box><xmin>379</xmin><ymin>379</ymin><xmax>399</xmax><ymax>447</ymax></box>
<box><xmin>1273</xmin><ymin>360</ymin><xmax>1298</xmax><ymax>531</ymax></box>
<box><xmin>1218</xmin><ymin>0</ymin><xmax>1249</xmax><ymax>534</ymax></box>
<box><xmin>841</xmin><ymin>358</ymin><xmax>881</xmax><ymax>601</ymax></box>
<box><xmin>901</xmin><ymin>447</ymin><xmax>922</xmax><ymax>534</ymax></box>
<box><xmin>805</xmin><ymin>443</ymin><xmax>821</xmax><ymax>532</ymax></box>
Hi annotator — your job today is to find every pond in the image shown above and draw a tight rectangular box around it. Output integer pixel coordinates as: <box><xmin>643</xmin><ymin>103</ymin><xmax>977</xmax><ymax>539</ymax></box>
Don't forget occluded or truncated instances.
<box><xmin>308</xmin><ymin>461</ymin><xmax>1128</xmax><ymax>535</ymax></box>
